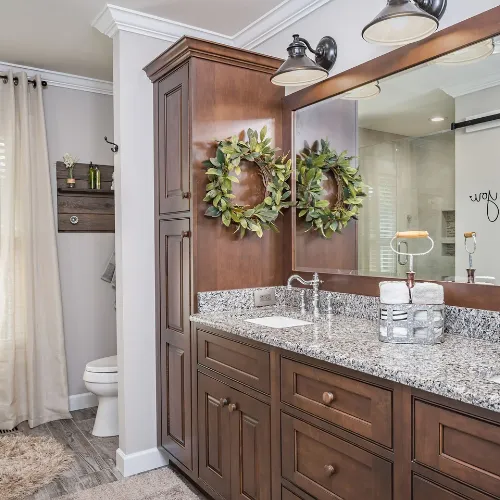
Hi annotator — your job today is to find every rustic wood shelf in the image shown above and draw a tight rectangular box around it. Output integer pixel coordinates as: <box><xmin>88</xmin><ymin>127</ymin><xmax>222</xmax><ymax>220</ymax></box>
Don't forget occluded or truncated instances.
<box><xmin>56</xmin><ymin>161</ymin><xmax>115</xmax><ymax>233</ymax></box>
<box><xmin>57</xmin><ymin>187</ymin><xmax>114</xmax><ymax>196</ymax></box>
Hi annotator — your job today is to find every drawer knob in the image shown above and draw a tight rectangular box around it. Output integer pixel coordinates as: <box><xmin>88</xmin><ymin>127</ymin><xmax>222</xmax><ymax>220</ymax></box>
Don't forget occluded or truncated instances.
<box><xmin>220</xmin><ymin>398</ymin><xmax>229</xmax><ymax>407</ymax></box>
<box><xmin>182</xmin><ymin>192</ymin><xmax>191</xmax><ymax>199</ymax></box>
<box><xmin>228</xmin><ymin>403</ymin><xmax>238</xmax><ymax>412</ymax></box>
<box><xmin>181</xmin><ymin>231</ymin><xmax>191</xmax><ymax>238</ymax></box>
<box><xmin>69</xmin><ymin>215</ymin><xmax>79</xmax><ymax>225</ymax></box>
<box><xmin>322</xmin><ymin>392</ymin><xmax>335</xmax><ymax>405</ymax></box>
<box><xmin>324</xmin><ymin>464</ymin><xmax>336</xmax><ymax>476</ymax></box>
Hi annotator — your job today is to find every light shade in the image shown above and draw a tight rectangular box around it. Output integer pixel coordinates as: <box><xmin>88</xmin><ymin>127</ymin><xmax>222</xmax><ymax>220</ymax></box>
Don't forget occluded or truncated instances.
<box><xmin>271</xmin><ymin>34</ymin><xmax>336</xmax><ymax>87</ymax></box>
<box><xmin>434</xmin><ymin>39</ymin><xmax>494</xmax><ymax>65</ymax></box>
<box><xmin>362</xmin><ymin>0</ymin><xmax>439</xmax><ymax>46</ymax></box>
<box><xmin>342</xmin><ymin>81</ymin><xmax>381</xmax><ymax>100</ymax></box>
<box><xmin>271</xmin><ymin>55</ymin><xmax>328</xmax><ymax>87</ymax></box>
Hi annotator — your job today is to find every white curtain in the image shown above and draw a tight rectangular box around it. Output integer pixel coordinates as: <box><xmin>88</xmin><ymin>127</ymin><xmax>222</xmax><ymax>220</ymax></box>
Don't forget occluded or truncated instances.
<box><xmin>0</xmin><ymin>72</ymin><xmax>70</xmax><ymax>429</ymax></box>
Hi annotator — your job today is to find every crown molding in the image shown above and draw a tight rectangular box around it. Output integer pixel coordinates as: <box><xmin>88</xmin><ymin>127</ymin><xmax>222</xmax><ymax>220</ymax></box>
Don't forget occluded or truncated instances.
<box><xmin>0</xmin><ymin>61</ymin><xmax>113</xmax><ymax>95</ymax></box>
<box><xmin>233</xmin><ymin>0</ymin><xmax>333</xmax><ymax>50</ymax></box>
<box><xmin>92</xmin><ymin>1</ymin><xmax>334</xmax><ymax>51</ymax></box>
<box><xmin>92</xmin><ymin>4</ymin><xmax>234</xmax><ymax>44</ymax></box>
<box><xmin>443</xmin><ymin>72</ymin><xmax>500</xmax><ymax>98</ymax></box>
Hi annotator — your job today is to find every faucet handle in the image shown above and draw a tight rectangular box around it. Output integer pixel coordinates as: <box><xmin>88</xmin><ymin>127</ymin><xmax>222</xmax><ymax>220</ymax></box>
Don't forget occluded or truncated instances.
<box><xmin>313</xmin><ymin>272</ymin><xmax>324</xmax><ymax>284</ymax></box>
<box><xmin>300</xmin><ymin>290</ymin><xmax>306</xmax><ymax>314</ymax></box>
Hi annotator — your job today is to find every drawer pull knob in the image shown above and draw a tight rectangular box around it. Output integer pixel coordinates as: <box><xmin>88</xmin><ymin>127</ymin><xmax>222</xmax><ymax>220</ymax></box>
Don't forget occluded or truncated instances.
<box><xmin>322</xmin><ymin>392</ymin><xmax>335</xmax><ymax>405</ymax></box>
<box><xmin>181</xmin><ymin>231</ymin><xmax>191</xmax><ymax>238</ymax></box>
<box><xmin>70</xmin><ymin>215</ymin><xmax>79</xmax><ymax>225</ymax></box>
<box><xmin>324</xmin><ymin>464</ymin><xmax>336</xmax><ymax>476</ymax></box>
<box><xmin>220</xmin><ymin>398</ymin><xmax>229</xmax><ymax>407</ymax></box>
<box><xmin>228</xmin><ymin>403</ymin><xmax>238</xmax><ymax>412</ymax></box>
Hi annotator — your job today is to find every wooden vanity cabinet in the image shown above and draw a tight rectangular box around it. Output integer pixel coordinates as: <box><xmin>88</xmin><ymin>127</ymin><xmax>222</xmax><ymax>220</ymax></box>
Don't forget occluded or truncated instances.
<box><xmin>145</xmin><ymin>38</ymin><xmax>284</xmax><ymax>476</ymax></box>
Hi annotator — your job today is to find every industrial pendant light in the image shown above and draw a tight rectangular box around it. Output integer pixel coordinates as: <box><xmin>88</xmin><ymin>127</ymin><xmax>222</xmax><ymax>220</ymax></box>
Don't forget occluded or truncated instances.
<box><xmin>362</xmin><ymin>0</ymin><xmax>447</xmax><ymax>46</ymax></box>
<box><xmin>271</xmin><ymin>34</ymin><xmax>337</xmax><ymax>87</ymax></box>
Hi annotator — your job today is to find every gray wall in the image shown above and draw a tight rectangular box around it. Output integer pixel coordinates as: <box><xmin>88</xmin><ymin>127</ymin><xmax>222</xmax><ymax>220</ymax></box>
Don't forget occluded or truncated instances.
<box><xmin>44</xmin><ymin>86</ymin><xmax>116</xmax><ymax>397</ymax></box>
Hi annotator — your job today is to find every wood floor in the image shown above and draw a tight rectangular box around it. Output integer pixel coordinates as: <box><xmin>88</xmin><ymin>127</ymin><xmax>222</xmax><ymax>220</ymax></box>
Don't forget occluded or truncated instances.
<box><xmin>23</xmin><ymin>407</ymin><xmax>122</xmax><ymax>499</ymax></box>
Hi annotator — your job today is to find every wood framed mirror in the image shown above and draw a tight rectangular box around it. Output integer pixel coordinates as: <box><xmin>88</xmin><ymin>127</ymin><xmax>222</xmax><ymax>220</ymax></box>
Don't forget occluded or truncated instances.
<box><xmin>282</xmin><ymin>6</ymin><xmax>500</xmax><ymax>311</ymax></box>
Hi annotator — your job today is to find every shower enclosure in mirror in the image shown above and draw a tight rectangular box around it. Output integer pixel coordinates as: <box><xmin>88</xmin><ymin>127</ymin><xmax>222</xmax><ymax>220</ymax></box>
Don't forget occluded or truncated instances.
<box><xmin>292</xmin><ymin>36</ymin><xmax>500</xmax><ymax>287</ymax></box>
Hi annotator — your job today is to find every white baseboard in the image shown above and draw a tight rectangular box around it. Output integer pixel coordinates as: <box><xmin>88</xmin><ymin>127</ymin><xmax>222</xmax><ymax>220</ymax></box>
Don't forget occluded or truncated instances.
<box><xmin>69</xmin><ymin>392</ymin><xmax>98</xmax><ymax>412</ymax></box>
<box><xmin>116</xmin><ymin>447</ymin><xmax>169</xmax><ymax>477</ymax></box>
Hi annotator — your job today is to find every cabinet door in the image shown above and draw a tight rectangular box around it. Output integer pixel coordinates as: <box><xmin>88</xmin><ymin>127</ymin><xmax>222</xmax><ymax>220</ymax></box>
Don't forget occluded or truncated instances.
<box><xmin>229</xmin><ymin>388</ymin><xmax>271</xmax><ymax>500</ymax></box>
<box><xmin>198</xmin><ymin>373</ymin><xmax>232</xmax><ymax>499</ymax></box>
<box><xmin>159</xmin><ymin>219</ymin><xmax>192</xmax><ymax>469</ymax></box>
<box><xmin>157</xmin><ymin>64</ymin><xmax>190</xmax><ymax>214</ymax></box>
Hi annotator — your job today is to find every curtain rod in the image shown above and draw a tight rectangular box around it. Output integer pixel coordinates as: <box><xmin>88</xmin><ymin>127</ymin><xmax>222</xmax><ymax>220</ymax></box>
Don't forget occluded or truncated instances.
<box><xmin>0</xmin><ymin>75</ymin><xmax>48</xmax><ymax>89</ymax></box>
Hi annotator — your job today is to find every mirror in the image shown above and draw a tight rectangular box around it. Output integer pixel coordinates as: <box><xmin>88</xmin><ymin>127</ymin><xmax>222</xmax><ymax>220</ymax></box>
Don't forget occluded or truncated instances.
<box><xmin>293</xmin><ymin>37</ymin><xmax>500</xmax><ymax>285</ymax></box>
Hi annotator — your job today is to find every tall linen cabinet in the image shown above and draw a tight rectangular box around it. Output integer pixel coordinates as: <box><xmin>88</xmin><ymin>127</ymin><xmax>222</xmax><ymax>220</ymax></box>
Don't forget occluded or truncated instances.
<box><xmin>144</xmin><ymin>37</ymin><xmax>284</xmax><ymax>486</ymax></box>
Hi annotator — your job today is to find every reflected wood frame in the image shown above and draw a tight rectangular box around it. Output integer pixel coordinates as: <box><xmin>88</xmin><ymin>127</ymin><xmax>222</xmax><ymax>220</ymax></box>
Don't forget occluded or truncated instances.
<box><xmin>282</xmin><ymin>6</ymin><xmax>500</xmax><ymax>311</ymax></box>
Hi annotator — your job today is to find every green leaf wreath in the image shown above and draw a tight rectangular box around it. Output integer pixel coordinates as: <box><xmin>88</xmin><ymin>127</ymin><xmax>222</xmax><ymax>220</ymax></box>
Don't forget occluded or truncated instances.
<box><xmin>296</xmin><ymin>139</ymin><xmax>367</xmax><ymax>239</ymax></box>
<box><xmin>203</xmin><ymin>126</ymin><xmax>293</xmax><ymax>238</ymax></box>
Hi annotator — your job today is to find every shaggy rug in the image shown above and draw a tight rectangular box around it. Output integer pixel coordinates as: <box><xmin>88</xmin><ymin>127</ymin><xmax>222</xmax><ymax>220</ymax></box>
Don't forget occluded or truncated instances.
<box><xmin>58</xmin><ymin>467</ymin><xmax>205</xmax><ymax>500</ymax></box>
<box><xmin>0</xmin><ymin>433</ymin><xmax>73</xmax><ymax>500</ymax></box>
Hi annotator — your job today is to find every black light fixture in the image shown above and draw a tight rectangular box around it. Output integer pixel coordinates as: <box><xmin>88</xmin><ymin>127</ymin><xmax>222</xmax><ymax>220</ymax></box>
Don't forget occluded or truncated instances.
<box><xmin>271</xmin><ymin>34</ymin><xmax>337</xmax><ymax>87</ymax></box>
<box><xmin>362</xmin><ymin>0</ymin><xmax>447</xmax><ymax>46</ymax></box>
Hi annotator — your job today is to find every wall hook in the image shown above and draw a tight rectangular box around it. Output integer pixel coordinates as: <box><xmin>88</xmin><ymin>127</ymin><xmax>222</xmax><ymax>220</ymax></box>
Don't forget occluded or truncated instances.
<box><xmin>104</xmin><ymin>136</ymin><xmax>119</xmax><ymax>153</ymax></box>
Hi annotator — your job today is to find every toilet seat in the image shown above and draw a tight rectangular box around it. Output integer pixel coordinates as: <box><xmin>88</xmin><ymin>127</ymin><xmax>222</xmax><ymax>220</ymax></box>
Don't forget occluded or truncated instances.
<box><xmin>84</xmin><ymin>355</ymin><xmax>118</xmax><ymax>384</ymax></box>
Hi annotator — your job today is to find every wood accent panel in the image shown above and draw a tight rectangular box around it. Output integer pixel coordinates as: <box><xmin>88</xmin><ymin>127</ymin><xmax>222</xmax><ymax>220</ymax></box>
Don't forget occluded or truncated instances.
<box><xmin>281</xmin><ymin>413</ymin><xmax>392</xmax><ymax>500</ymax></box>
<box><xmin>190</xmin><ymin>56</ymin><xmax>286</xmax><ymax>293</ymax></box>
<box><xmin>281</xmin><ymin>358</ymin><xmax>392</xmax><ymax>447</ymax></box>
<box><xmin>144</xmin><ymin>36</ymin><xmax>283</xmax><ymax>83</ymax></box>
<box><xmin>58</xmin><ymin>195</ymin><xmax>114</xmax><ymax>214</ymax></box>
<box><xmin>198</xmin><ymin>373</ymin><xmax>231</xmax><ymax>499</ymax></box>
<box><xmin>58</xmin><ymin>213</ymin><xmax>114</xmax><ymax>232</ymax></box>
<box><xmin>197</xmin><ymin>329</ymin><xmax>270</xmax><ymax>394</ymax></box>
<box><xmin>158</xmin><ymin>64</ymin><xmax>190</xmax><ymax>214</ymax></box>
<box><xmin>413</xmin><ymin>475</ymin><xmax>473</xmax><ymax>500</ymax></box>
<box><xmin>56</xmin><ymin>161</ymin><xmax>113</xmax><ymax>190</ymax></box>
<box><xmin>230</xmin><ymin>385</ymin><xmax>271</xmax><ymax>500</ymax></box>
<box><xmin>159</xmin><ymin>219</ymin><xmax>192</xmax><ymax>469</ymax></box>
<box><xmin>414</xmin><ymin>400</ymin><xmax>500</xmax><ymax>497</ymax></box>
<box><xmin>283</xmin><ymin>6</ymin><xmax>500</xmax><ymax>112</ymax></box>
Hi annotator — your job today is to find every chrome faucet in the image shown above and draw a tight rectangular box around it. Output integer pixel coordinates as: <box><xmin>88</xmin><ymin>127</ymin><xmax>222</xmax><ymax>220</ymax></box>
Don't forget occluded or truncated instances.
<box><xmin>287</xmin><ymin>273</ymin><xmax>323</xmax><ymax>317</ymax></box>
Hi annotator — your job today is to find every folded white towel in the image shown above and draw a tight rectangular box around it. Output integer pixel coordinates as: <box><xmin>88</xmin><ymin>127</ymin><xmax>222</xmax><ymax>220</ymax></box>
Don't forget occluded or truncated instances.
<box><xmin>411</xmin><ymin>283</ymin><xmax>444</xmax><ymax>305</ymax></box>
<box><xmin>379</xmin><ymin>281</ymin><xmax>410</xmax><ymax>304</ymax></box>
<box><xmin>380</xmin><ymin>326</ymin><xmax>408</xmax><ymax>338</ymax></box>
<box><xmin>414</xmin><ymin>310</ymin><xmax>443</xmax><ymax>322</ymax></box>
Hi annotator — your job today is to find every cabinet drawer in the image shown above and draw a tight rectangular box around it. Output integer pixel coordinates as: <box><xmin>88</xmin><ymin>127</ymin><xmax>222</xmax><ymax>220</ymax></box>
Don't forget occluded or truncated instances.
<box><xmin>414</xmin><ymin>400</ymin><xmax>500</xmax><ymax>497</ymax></box>
<box><xmin>281</xmin><ymin>487</ymin><xmax>303</xmax><ymax>500</ymax></box>
<box><xmin>413</xmin><ymin>475</ymin><xmax>482</xmax><ymax>500</ymax></box>
<box><xmin>281</xmin><ymin>413</ymin><xmax>392</xmax><ymax>500</ymax></box>
<box><xmin>281</xmin><ymin>358</ymin><xmax>392</xmax><ymax>447</ymax></box>
<box><xmin>197</xmin><ymin>329</ymin><xmax>270</xmax><ymax>393</ymax></box>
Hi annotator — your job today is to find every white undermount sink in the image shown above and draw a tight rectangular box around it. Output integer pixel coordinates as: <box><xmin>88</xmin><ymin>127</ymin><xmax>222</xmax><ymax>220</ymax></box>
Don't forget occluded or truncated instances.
<box><xmin>245</xmin><ymin>316</ymin><xmax>313</xmax><ymax>329</ymax></box>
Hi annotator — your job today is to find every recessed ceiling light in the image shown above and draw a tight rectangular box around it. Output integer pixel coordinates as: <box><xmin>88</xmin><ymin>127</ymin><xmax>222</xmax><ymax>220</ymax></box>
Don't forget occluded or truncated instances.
<box><xmin>430</xmin><ymin>116</ymin><xmax>446</xmax><ymax>122</ymax></box>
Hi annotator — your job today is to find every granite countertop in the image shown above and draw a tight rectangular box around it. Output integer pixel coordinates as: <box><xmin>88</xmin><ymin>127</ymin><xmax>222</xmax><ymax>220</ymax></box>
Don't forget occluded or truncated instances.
<box><xmin>190</xmin><ymin>305</ymin><xmax>500</xmax><ymax>413</ymax></box>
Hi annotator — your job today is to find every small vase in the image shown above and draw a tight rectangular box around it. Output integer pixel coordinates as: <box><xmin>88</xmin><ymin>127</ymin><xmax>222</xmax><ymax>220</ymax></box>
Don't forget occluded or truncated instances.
<box><xmin>66</xmin><ymin>167</ymin><xmax>76</xmax><ymax>188</ymax></box>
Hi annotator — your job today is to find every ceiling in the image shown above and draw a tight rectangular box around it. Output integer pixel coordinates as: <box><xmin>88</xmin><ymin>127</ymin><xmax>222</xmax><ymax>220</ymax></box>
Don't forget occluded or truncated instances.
<box><xmin>0</xmin><ymin>0</ymin><xmax>284</xmax><ymax>81</ymax></box>
<box><xmin>357</xmin><ymin>47</ymin><xmax>500</xmax><ymax>137</ymax></box>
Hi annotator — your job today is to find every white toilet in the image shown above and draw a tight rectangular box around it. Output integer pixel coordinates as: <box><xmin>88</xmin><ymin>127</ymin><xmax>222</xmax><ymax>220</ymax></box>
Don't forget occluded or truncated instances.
<box><xmin>83</xmin><ymin>355</ymin><xmax>118</xmax><ymax>437</ymax></box>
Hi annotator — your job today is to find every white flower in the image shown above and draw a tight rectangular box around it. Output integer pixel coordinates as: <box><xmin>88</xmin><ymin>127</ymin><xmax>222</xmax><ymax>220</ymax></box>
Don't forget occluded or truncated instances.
<box><xmin>62</xmin><ymin>153</ymin><xmax>79</xmax><ymax>169</ymax></box>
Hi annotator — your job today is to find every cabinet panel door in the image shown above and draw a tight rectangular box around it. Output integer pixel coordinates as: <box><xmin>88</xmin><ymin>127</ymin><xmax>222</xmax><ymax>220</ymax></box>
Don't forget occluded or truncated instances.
<box><xmin>159</xmin><ymin>219</ymin><xmax>192</xmax><ymax>469</ymax></box>
<box><xmin>157</xmin><ymin>64</ymin><xmax>190</xmax><ymax>214</ymax></box>
<box><xmin>229</xmin><ymin>387</ymin><xmax>271</xmax><ymax>500</ymax></box>
<box><xmin>198</xmin><ymin>373</ymin><xmax>232</xmax><ymax>500</ymax></box>
<box><xmin>413</xmin><ymin>476</ymin><xmax>471</xmax><ymax>500</ymax></box>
